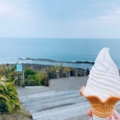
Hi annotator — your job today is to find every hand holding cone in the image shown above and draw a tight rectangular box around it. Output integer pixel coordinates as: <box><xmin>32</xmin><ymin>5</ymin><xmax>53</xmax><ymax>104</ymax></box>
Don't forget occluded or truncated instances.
<box><xmin>80</xmin><ymin>48</ymin><xmax>120</xmax><ymax>119</ymax></box>
<box><xmin>80</xmin><ymin>86</ymin><xmax>120</xmax><ymax>118</ymax></box>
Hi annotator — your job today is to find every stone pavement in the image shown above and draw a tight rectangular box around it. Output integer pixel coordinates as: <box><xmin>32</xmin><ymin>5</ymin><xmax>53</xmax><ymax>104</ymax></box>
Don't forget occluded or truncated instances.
<box><xmin>49</xmin><ymin>76</ymin><xmax>88</xmax><ymax>91</ymax></box>
<box><xmin>18</xmin><ymin>76</ymin><xmax>91</xmax><ymax>120</ymax></box>
<box><xmin>19</xmin><ymin>90</ymin><xmax>91</xmax><ymax>120</ymax></box>
<box><xmin>17</xmin><ymin>86</ymin><xmax>50</xmax><ymax>97</ymax></box>
<box><xmin>18</xmin><ymin>77</ymin><xmax>120</xmax><ymax>120</ymax></box>
<box><xmin>17</xmin><ymin>76</ymin><xmax>88</xmax><ymax>97</ymax></box>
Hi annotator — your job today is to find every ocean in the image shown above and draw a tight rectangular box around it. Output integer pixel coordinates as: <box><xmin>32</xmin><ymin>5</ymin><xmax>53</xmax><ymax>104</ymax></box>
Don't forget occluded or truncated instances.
<box><xmin>0</xmin><ymin>38</ymin><xmax>120</xmax><ymax>69</ymax></box>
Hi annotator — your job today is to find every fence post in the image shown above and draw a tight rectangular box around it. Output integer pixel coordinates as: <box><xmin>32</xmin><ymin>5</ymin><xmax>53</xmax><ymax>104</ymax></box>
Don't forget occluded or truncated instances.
<box><xmin>56</xmin><ymin>70</ymin><xmax>60</xmax><ymax>78</ymax></box>
<box><xmin>22</xmin><ymin>72</ymin><xmax>25</xmax><ymax>87</ymax></box>
<box><xmin>84</xmin><ymin>69</ymin><xmax>86</xmax><ymax>76</ymax></box>
<box><xmin>75</xmin><ymin>69</ymin><xmax>78</xmax><ymax>77</ymax></box>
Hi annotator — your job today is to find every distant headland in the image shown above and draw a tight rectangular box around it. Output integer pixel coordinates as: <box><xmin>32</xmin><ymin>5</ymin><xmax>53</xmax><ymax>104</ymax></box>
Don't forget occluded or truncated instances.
<box><xmin>18</xmin><ymin>58</ymin><xmax>94</xmax><ymax>65</ymax></box>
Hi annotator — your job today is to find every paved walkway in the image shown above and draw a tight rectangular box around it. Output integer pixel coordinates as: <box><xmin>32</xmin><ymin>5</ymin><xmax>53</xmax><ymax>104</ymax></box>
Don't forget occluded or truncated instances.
<box><xmin>49</xmin><ymin>76</ymin><xmax>88</xmax><ymax>91</ymax></box>
<box><xmin>17</xmin><ymin>77</ymin><xmax>120</xmax><ymax>120</ymax></box>
<box><xmin>17</xmin><ymin>76</ymin><xmax>88</xmax><ymax>97</ymax></box>
<box><xmin>17</xmin><ymin>76</ymin><xmax>90</xmax><ymax>120</ymax></box>
<box><xmin>19</xmin><ymin>90</ymin><xmax>91</xmax><ymax>120</ymax></box>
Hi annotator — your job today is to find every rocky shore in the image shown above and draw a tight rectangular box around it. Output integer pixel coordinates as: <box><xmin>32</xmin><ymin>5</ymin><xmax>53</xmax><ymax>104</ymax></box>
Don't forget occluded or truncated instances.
<box><xmin>19</xmin><ymin>58</ymin><xmax>94</xmax><ymax>65</ymax></box>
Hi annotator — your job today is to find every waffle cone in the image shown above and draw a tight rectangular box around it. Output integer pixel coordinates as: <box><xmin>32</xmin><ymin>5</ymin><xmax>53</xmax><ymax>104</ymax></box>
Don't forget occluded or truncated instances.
<box><xmin>80</xmin><ymin>86</ymin><xmax>120</xmax><ymax>118</ymax></box>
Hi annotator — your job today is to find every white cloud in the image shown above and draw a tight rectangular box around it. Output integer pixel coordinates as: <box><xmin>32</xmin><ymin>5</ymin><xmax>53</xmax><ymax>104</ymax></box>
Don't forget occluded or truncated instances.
<box><xmin>95</xmin><ymin>9</ymin><xmax>120</xmax><ymax>23</ymax></box>
<box><xmin>0</xmin><ymin>0</ymin><xmax>32</xmax><ymax>19</ymax></box>
<box><xmin>73</xmin><ymin>7</ymin><xmax>120</xmax><ymax>38</ymax></box>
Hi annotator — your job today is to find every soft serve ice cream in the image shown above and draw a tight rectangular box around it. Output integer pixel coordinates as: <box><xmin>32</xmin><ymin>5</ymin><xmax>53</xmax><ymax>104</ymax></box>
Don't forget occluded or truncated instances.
<box><xmin>80</xmin><ymin>48</ymin><xmax>120</xmax><ymax>119</ymax></box>
<box><xmin>83</xmin><ymin>47</ymin><xmax>120</xmax><ymax>101</ymax></box>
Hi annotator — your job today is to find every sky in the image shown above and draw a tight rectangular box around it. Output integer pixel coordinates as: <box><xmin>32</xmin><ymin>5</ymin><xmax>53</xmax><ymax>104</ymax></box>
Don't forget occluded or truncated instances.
<box><xmin>0</xmin><ymin>0</ymin><xmax>120</xmax><ymax>38</ymax></box>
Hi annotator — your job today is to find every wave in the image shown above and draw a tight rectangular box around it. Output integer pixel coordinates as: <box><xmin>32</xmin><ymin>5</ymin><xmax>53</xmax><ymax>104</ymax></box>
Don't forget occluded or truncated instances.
<box><xmin>18</xmin><ymin>57</ymin><xmax>94</xmax><ymax>65</ymax></box>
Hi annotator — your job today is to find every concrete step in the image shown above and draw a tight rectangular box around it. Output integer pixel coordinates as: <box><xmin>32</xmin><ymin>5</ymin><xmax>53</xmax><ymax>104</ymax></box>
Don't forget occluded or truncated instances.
<box><xmin>19</xmin><ymin>91</ymin><xmax>57</xmax><ymax>102</ymax></box>
<box><xmin>20</xmin><ymin>90</ymin><xmax>79</xmax><ymax>103</ymax></box>
<box><xmin>33</xmin><ymin>102</ymin><xmax>90</xmax><ymax>120</ymax></box>
<box><xmin>26</xmin><ymin>96</ymin><xmax>86</xmax><ymax>113</ymax></box>
<box><xmin>21</xmin><ymin>92</ymin><xmax>86</xmax><ymax>106</ymax></box>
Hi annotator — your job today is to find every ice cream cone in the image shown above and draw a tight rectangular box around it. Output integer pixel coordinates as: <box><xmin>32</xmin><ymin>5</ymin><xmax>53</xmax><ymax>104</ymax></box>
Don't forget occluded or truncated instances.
<box><xmin>80</xmin><ymin>48</ymin><xmax>120</xmax><ymax>119</ymax></box>
<box><xmin>80</xmin><ymin>86</ymin><xmax>120</xmax><ymax>118</ymax></box>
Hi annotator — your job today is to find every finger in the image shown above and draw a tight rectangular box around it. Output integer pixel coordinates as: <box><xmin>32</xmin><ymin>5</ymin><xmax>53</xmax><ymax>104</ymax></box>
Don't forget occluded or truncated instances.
<box><xmin>87</xmin><ymin>108</ymin><xmax>92</xmax><ymax>116</ymax></box>
<box><xmin>80</xmin><ymin>86</ymin><xmax>85</xmax><ymax>95</ymax></box>
<box><xmin>109</xmin><ymin>115</ymin><xmax>116</xmax><ymax>120</ymax></box>
<box><xmin>113</xmin><ymin>110</ymin><xmax>120</xmax><ymax>120</ymax></box>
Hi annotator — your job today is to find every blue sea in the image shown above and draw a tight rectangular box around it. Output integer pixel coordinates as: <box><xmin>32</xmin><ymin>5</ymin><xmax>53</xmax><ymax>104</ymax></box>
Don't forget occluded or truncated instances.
<box><xmin>0</xmin><ymin>38</ymin><xmax>120</xmax><ymax>69</ymax></box>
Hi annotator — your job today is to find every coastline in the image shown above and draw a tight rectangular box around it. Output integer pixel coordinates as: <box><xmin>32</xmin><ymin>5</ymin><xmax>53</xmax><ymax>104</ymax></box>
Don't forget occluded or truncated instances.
<box><xmin>1</xmin><ymin>58</ymin><xmax>93</xmax><ymax>71</ymax></box>
<box><xmin>17</xmin><ymin>58</ymin><xmax>94</xmax><ymax>70</ymax></box>
<box><xmin>19</xmin><ymin>57</ymin><xmax>94</xmax><ymax>65</ymax></box>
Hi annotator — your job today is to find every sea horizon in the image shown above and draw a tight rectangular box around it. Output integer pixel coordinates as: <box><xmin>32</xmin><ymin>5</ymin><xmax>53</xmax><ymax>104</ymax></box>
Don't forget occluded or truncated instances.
<box><xmin>0</xmin><ymin>38</ymin><xmax>120</xmax><ymax>69</ymax></box>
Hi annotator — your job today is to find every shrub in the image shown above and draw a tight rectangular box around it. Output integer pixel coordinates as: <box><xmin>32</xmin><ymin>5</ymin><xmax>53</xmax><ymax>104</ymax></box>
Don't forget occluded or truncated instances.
<box><xmin>36</xmin><ymin>71</ymin><xmax>48</xmax><ymax>85</ymax></box>
<box><xmin>24</xmin><ymin>68</ymin><xmax>37</xmax><ymax>86</ymax></box>
<box><xmin>0</xmin><ymin>81</ymin><xmax>20</xmax><ymax>113</ymax></box>
<box><xmin>24</xmin><ymin>68</ymin><xmax>48</xmax><ymax>86</ymax></box>
<box><xmin>24</xmin><ymin>68</ymin><xmax>37</xmax><ymax>79</ymax></box>
<box><xmin>47</xmin><ymin>64</ymin><xmax>63</xmax><ymax>79</ymax></box>
<box><xmin>0</xmin><ymin>64</ymin><xmax>17</xmax><ymax>82</ymax></box>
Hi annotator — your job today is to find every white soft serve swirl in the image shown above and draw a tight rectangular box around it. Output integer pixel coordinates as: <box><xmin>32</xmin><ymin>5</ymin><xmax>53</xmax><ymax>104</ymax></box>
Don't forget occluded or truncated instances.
<box><xmin>83</xmin><ymin>48</ymin><xmax>120</xmax><ymax>101</ymax></box>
